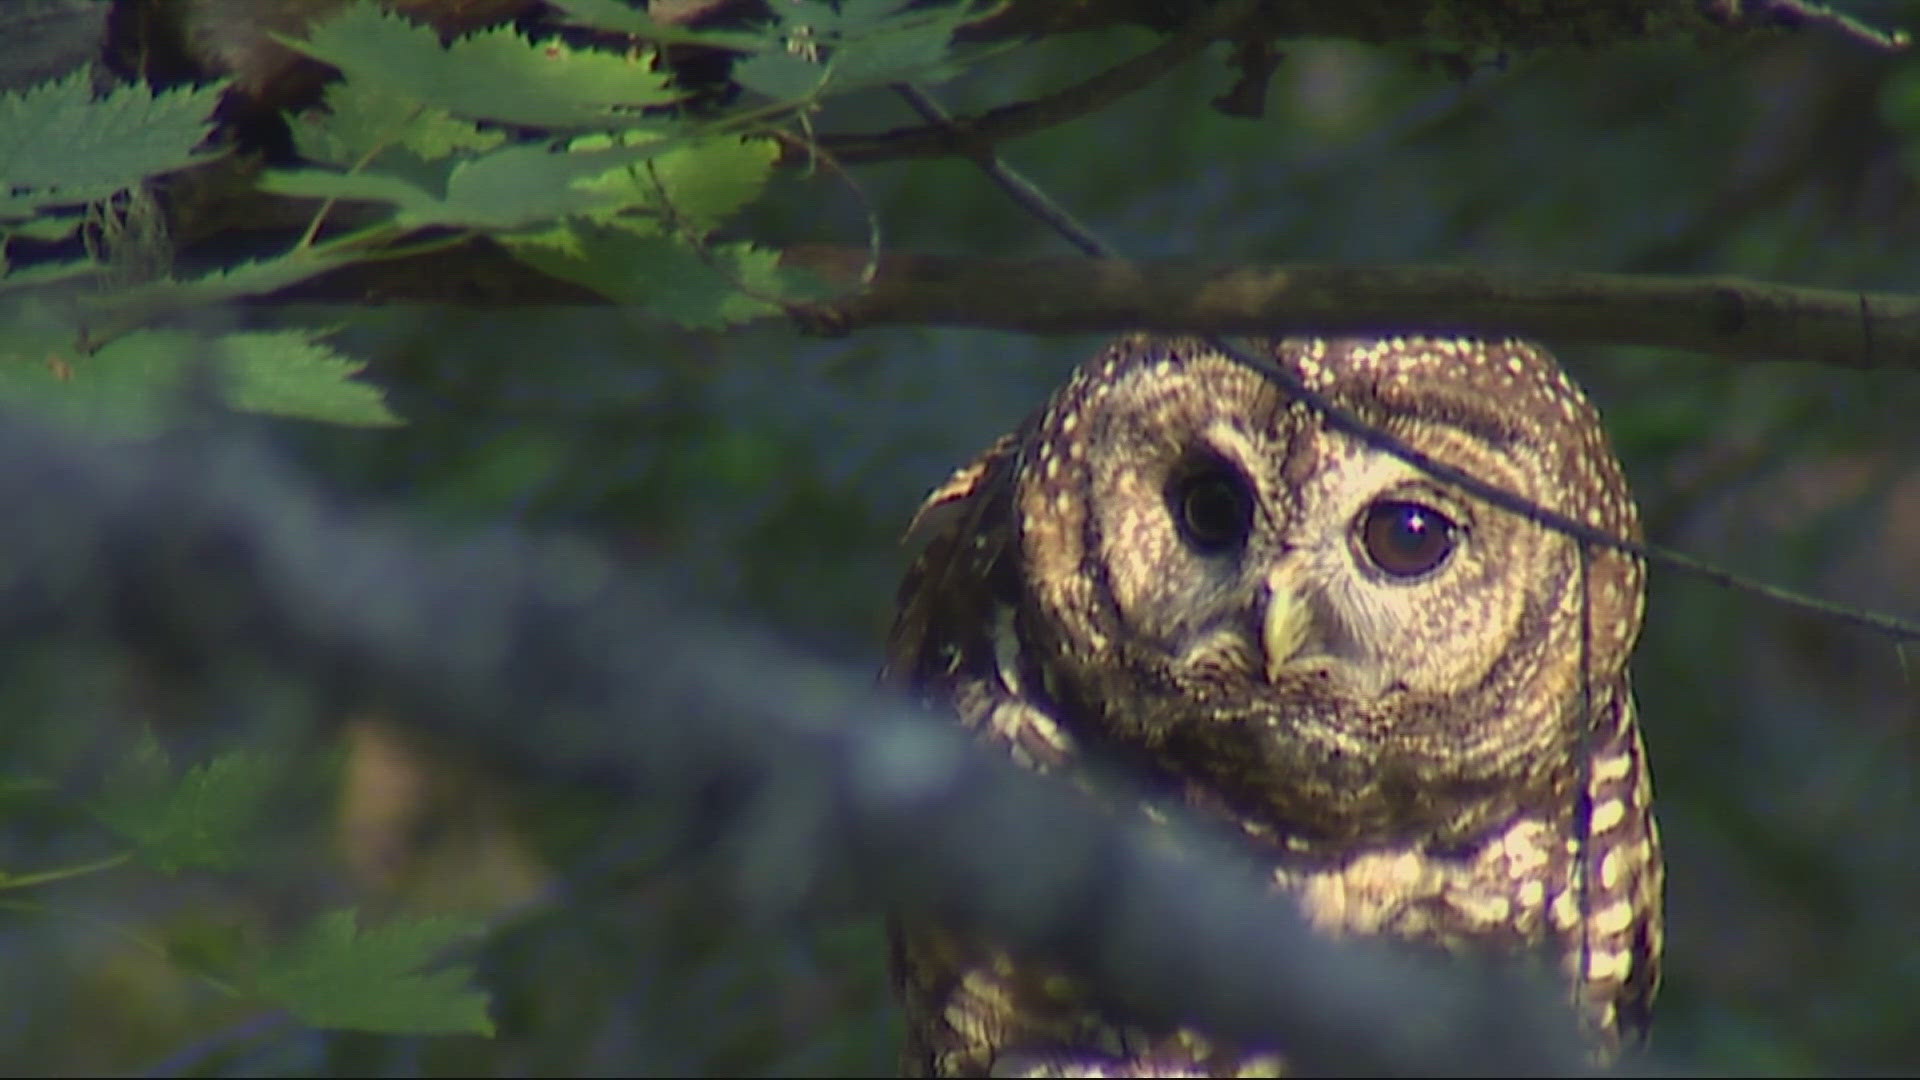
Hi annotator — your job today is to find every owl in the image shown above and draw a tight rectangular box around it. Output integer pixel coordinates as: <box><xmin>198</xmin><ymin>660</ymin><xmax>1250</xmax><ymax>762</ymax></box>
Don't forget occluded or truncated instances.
<box><xmin>884</xmin><ymin>334</ymin><xmax>1663</xmax><ymax>1077</ymax></box>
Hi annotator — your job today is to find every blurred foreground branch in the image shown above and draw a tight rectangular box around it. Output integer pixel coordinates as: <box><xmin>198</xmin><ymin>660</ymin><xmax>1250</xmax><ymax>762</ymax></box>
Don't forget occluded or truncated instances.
<box><xmin>0</xmin><ymin>415</ymin><xmax>1621</xmax><ymax>1076</ymax></box>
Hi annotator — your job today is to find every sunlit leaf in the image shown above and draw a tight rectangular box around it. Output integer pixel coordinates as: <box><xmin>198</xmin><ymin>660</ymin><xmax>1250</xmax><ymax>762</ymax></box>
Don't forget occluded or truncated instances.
<box><xmin>0</xmin><ymin>68</ymin><xmax>224</xmax><ymax>213</ymax></box>
<box><xmin>505</xmin><ymin>222</ymin><xmax>786</xmax><ymax>327</ymax></box>
<box><xmin>282</xmin><ymin>1</ymin><xmax>681</xmax><ymax>128</ymax></box>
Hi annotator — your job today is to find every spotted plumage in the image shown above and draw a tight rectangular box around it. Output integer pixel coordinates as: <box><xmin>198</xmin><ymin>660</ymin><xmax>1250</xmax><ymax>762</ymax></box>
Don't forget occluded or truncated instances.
<box><xmin>884</xmin><ymin>335</ymin><xmax>1663</xmax><ymax>1076</ymax></box>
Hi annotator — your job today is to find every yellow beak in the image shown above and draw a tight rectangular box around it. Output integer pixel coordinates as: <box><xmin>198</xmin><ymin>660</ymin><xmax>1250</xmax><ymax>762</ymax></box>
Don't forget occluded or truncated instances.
<box><xmin>1262</xmin><ymin>564</ymin><xmax>1311</xmax><ymax>684</ymax></box>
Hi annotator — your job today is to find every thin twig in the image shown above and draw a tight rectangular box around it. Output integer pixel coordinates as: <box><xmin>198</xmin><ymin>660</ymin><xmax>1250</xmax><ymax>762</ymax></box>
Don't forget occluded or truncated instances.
<box><xmin>894</xmin><ymin>83</ymin><xmax>1920</xmax><ymax>644</ymax></box>
<box><xmin>1730</xmin><ymin>0</ymin><xmax>1910</xmax><ymax>49</ymax></box>
<box><xmin>892</xmin><ymin>84</ymin><xmax>1107</xmax><ymax>258</ymax></box>
<box><xmin>763</xmin><ymin>128</ymin><xmax>884</xmax><ymax>289</ymax></box>
<box><xmin>803</xmin><ymin>0</ymin><xmax>1260</xmax><ymax>168</ymax></box>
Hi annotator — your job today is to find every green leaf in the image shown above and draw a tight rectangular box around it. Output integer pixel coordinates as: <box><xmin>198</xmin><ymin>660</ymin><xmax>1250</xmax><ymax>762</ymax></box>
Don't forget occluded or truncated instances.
<box><xmin>217</xmin><ymin>330</ymin><xmax>401</xmax><ymax>426</ymax></box>
<box><xmin>0</xmin><ymin>325</ymin><xmax>199</xmax><ymax>433</ymax></box>
<box><xmin>829</xmin><ymin>15</ymin><xmax>968</xmax><ymax>88</ymax></box>
<box><xmin>283</xmin><ymin>1</ymin><xmax>681</xmax><ymax>128</ymax></box>
<box><xmin>81</xmin><ymin>253</ymin><xmax>352</xmax><ymax>329</ymax></box>
<box><xmin>0</xmin><ymin>255</ymin><xmax>99</xmax><ymax>293</ymax></box>
<box><xmin>254</xmin><ymin>909</ymin><xmax>494</xmax><ymax>1036</ymax></box>
<box><xmin>94</xmin><ymin>747</ymin><xmax>278</xmax><ymax>874</ymax></box>
<box><xmin>731</xmin><ymin>51</ymin><xmax>828</xmax><ymax>102</ymax></box>
<box><xmin>0</xmin><ymin>327</ymin><xmax>397</xmax><ymax>432</ymax></box>
<box><xmin>652</xmin><ymin>135</ymin><xmax>780</xmax><ymax>230</ymax></box>
<box><xmin>768</xmin><ymin>0</ymin><xmax>858</xmax><ymax>34</ymax></box>
<box><xmin>257</xmin><ymin>168</ymin><xmax>436</xmax><ymax>216</ymax></box>
<box><xmin>548</xmin><ymin>0</ymin><xmax>764</xmax><ymax>51</ymax></box>
<box><xmin>735</xmin><ymin>0</ymin><xmax>972</xmax><ymax>99</ymax></box>
<box><xmin>436</xmin><ymin>142</ymin><xmax>637</xmax><ymax>227</ymax></box>
<box><xmin>265</xmin><ymin>134</ymin><xmax>682</xmax><ymax>228</ymax></box>
<box><xmin>290</xmin><ymin>80</ymin><xmax>504</xmax><ymax>168</ymax></box>
<box><xmin>0</xmin><ymin>68</ymin><xmax>224</xmax><ymax>214</ymax></box>
<box><xmin>571</xmin><ymin>134</ymin><xmax>778</xmax><ymax>232</ymax></box>
<box><xmin>3</xmin><ymin>211</ymin><xmax>82</xmax><ymax>242</ymax></box>
<box><xmin>505</xmin><ymin>222</ymin><xmax>785</xmax><ymax>327</ymax></box>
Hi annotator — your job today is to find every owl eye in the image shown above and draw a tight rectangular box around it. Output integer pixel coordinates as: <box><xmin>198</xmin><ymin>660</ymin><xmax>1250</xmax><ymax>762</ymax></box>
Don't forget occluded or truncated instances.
<box><xmin>1359</xmin><ymin>500</ymin><xmax>1458</xmax><ymax>578</ymax></box>
<box><xmin>1171</xmin><ymin>464</ymin><xmax>1255</xmax><ymax>552</ymax></box>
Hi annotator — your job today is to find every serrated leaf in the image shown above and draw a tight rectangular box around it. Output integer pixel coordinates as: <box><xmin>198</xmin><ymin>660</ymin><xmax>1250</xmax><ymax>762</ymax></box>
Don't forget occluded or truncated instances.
<box><xmin>265</xmin><ymin>134</ymin><xmax>681</xmax><ymax>228</ymax></box>
<box><xmin>651</xmin><ymin>136</ymin><xmax>778</xmax><ymax>230</ymax></box>
<box><xmin>257</xmin><ymin>168</ymin><xmax>436</xmax><ymax>216</ymax></box>
<box><xmin>218</xmin><ymin>330</ymin><xmax>400</xmax><ymax>426</ymax></box>
<box><xmin>94</xmin><ymin>748</ymin><xmax>277</xmax><ymax>874</ymax></box>
<box><xmin>94</xmin><ymin>253</ymin><xmax>348</xmax><ymax>319</ymax></box>
<box><xmin>570</xmin><ymin>133</ymin><xmax>777</xmax><ymax>231</ymax></box>
<box><xmin>291</xmin><ymin>80</ymin><xmax>503</xmax><ymax>168</ymax></box>
<box><xmin>731</xmin><ymin>51</ymin><xmax>828</xmax><ymax>102</ymax></box>
<box><xmin>0</xmin><ymin>67</ymin><xmax>223</xmax><ymax>212</ymax></box>
<box><xmin>0</xmin><ymin>255</ymin><xmax>98</xmax><ymax>293</ymax></box>
<box><xmin>505</xmin><ymin>223</ymin><xmax>784</xmax><ymax>327</ymax></box>
<box><xmin>254</xmin><ymin>909</ymin><xmax>493</xmax><ymax>1036</ymax></box>
<box><xmin>283</xmin><ymin>1</ymin><xmax>680</xmax><ymax>129</ymax></box>
<box><xmin>829</xmin><ymin>17</ymin><xmax>966</xmax><ymax>88</ymax></box>
<box><xmin>549</xmin><ymin>0</ymin><xmax>763</xmax><ymax>51</ymax></box>
<box><xmin>4</xmin><ymin>211</ymin><xmax>82</xmax><ymax>242</ymax></box>
<box><xmin>0</xmin><ymin>327</ymin><xmax>397</xmax><ymax>432</ymax></box>
<box><xmin>436</xmin><ymin>142</ymin><xmax>637</xmax><ymax>227</ymax></box>
<box><xmin>735</xmin><ymin>0</ymin><xmax>971</xmax><ymax>98</ymax></box>
<box><xmin>768</xmin><ymin>0</ymin><xmax>855</xmax><ymax>34</ymax></box>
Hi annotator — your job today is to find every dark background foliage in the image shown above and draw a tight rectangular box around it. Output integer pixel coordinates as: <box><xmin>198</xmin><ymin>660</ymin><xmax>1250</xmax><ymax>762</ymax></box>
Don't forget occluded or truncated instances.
<box><xmin>4</xmin><ymin>1</ymin><xmax>1920</xmax><ymax>1074</ymax></box>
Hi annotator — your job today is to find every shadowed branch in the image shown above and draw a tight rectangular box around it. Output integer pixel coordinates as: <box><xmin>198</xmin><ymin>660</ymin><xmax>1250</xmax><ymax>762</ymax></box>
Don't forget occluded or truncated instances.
<box><xmin>0</xmin><ymin>415</ymin><xmax>1626</xmax><ymax>1076</ymax></box>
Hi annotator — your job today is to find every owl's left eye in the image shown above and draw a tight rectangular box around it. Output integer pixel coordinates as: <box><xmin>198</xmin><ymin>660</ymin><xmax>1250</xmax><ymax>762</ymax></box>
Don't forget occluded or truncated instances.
<box><xmin>1358</xmin><ymin>500</ymin><xmax>1458</xmax><ymax>578</ymax></box>
<box><xmin>1170</xmin><ymin>464</ymin><xmax>1255</xmax><ymax>553</ymax></box>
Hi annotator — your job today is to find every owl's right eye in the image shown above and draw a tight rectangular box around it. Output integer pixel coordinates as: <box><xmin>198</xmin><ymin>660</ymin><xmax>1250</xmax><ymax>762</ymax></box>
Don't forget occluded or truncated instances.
<box><xmin>1170</xmin><ymin>463</ymin><xmax>1255</xmax><ymax>553</ymax></box>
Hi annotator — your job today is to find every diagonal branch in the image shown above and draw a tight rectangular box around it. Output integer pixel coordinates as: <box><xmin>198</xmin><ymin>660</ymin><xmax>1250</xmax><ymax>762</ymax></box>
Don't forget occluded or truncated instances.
<box><xmin>794</xmin><ymin>0</ymin><xmax>1260</xmax><ymax>168</ymax></box>
<box><xmin>0</xmin><ymin>416</ymin><xmax>1622</xmax><ymax>1076</ymax></box>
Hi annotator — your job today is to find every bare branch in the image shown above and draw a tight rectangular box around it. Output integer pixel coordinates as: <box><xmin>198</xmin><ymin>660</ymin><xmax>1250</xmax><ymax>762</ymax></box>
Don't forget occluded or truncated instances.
<box><xmin>1722</xmin><ymin>0</ymin><xmax>1910</xmax><ymax>49</ymax></box>
<box><xmin>0</xmin><ymin>416</ymin><xmax>1627</xmax><ymax>1076</ymax></box>
<box><xmin>783</xmin><ymin>250</ymin><xmax>1920</xmax><ymax>370</ymax></box>
<box><xmin>250</xmin><ymin>243</ymin><xmax>1920</xmax><ymax>371</ymax></box>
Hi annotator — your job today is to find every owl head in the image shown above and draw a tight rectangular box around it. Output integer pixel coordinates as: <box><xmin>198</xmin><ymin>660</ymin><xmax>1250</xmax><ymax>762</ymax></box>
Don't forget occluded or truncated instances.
<box><xmin>1010</xmin><ymin>335</ymin><xmax>1645</xmax><ymax>847</ymax></box>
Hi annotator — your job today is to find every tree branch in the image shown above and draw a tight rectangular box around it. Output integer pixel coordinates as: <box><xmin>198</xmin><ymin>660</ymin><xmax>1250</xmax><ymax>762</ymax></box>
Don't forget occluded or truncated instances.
<box><xmin>790</xmin><ymin>250</ymin><xmax>1920</xmax><ymax>369</ymax></box>
<box><xmin>261</xmin><ymin>242</ymin><xmax>1920</xmax><ymax>370</ymax></box>
<box><xmin>0</xmin><ymin>416</ymin><xmax>1623</xmax><ymax>1076</ymax></box>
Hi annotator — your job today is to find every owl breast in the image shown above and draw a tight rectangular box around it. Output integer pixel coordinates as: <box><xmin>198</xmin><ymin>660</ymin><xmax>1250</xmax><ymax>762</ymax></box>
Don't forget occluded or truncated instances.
<box><xmin>887</xmin><ymin>335</ymin><xmax>1662</xmax><ymax>1076</ymax></box>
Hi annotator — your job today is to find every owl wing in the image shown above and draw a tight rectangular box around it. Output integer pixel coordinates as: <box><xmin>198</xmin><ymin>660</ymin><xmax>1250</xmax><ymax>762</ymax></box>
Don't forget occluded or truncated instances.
<box><xmin>885</xmin><ymin>432</ymin><xmax>1079</xmax><ymax>773</ymax></box>
<box><xmin>886</xmin><ymin>433</ymin><xmax>1083</xmax><ymax>1077</ymax></box>
<box><xmin>1577</xmin><ymin>686</ymin><xmax>1664</xmax><ymax>1049</ymax></box>
<box><xmin>886</xmin><ymin>437</ymin><xmax>1260</xmax><ymax>1077</ymax></box>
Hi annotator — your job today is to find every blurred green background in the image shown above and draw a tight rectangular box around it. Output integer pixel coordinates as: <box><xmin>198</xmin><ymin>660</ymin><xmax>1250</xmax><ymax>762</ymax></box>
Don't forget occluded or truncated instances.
<box><xmin>8</xmin><ymin>1</ymin><xmax>1920</xmax><ymax>1073</ymax></box>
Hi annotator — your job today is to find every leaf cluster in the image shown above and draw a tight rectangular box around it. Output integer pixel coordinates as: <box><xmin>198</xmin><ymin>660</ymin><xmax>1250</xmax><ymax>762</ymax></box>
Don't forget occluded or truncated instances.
<box><xmin>0</xmin><ymin>0</ymin><xmax>989</xmax><ymax>1055</ymax></box>
<box><xmin>0</xmin><ymin>0</ymin><xmax>985</xmax><ymax>429</ymax></box>
<box><xmin>0</xmin><ymin>728</ymin><xmax>491</xmax><ymax>1041</ymax></box>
